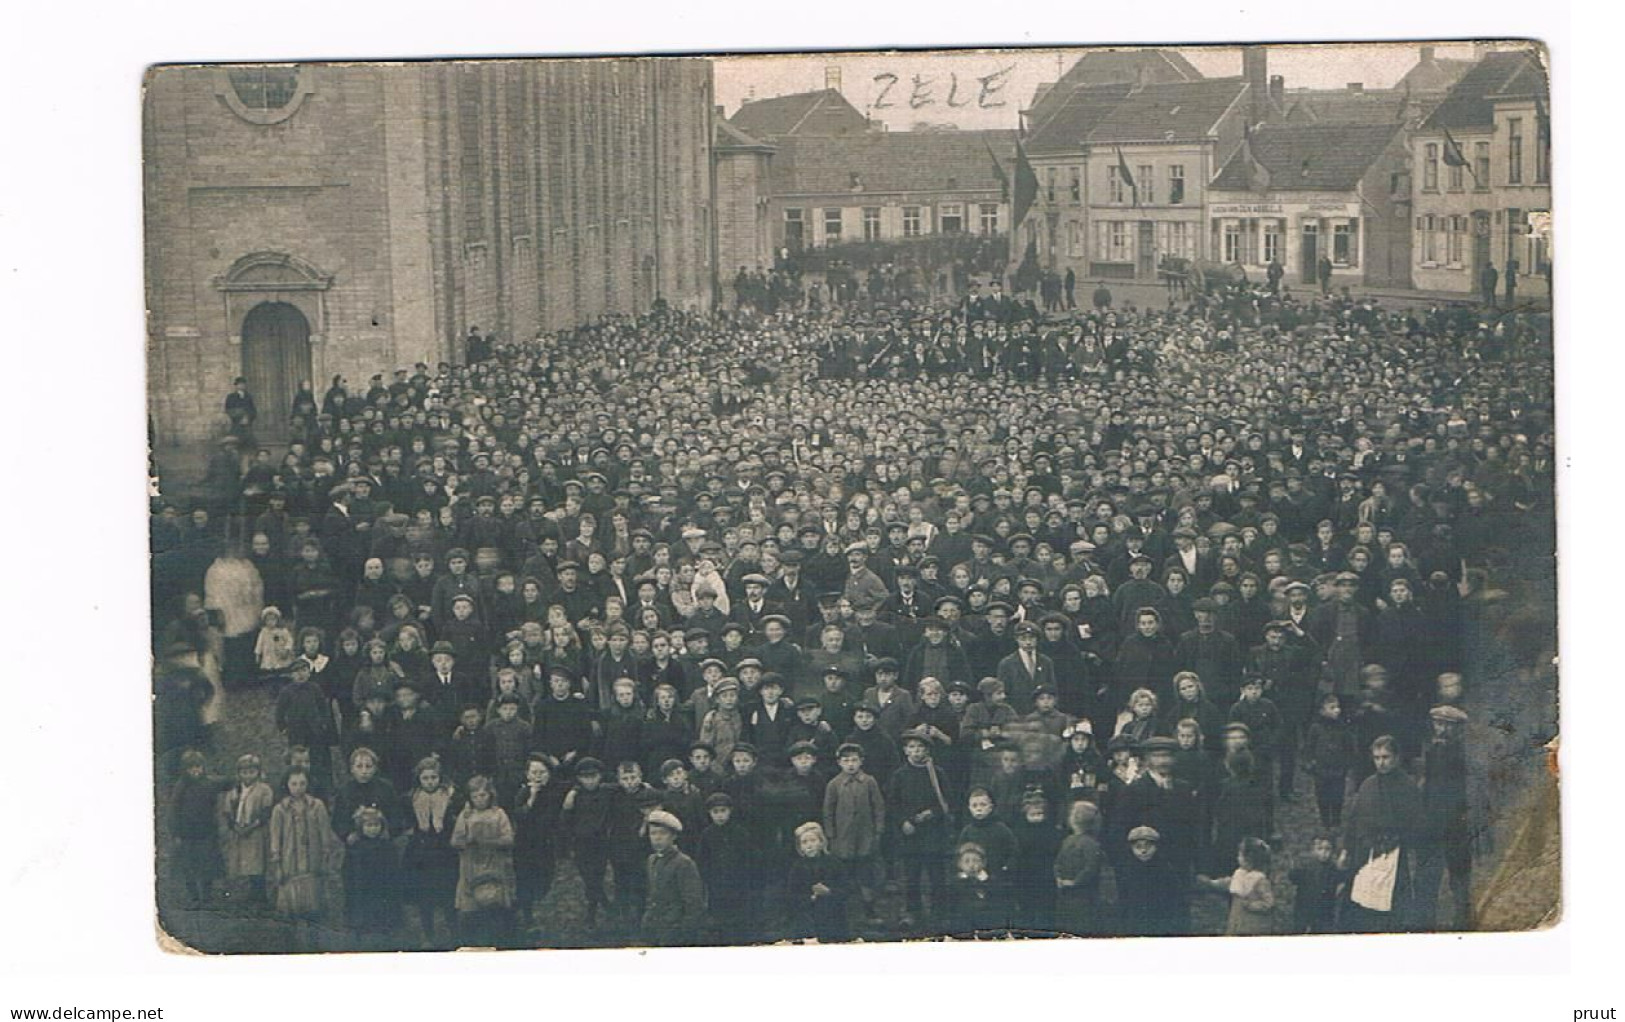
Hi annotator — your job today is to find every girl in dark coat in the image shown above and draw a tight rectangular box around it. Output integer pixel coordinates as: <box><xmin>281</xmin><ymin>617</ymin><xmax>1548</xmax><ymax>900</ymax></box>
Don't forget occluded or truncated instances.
<box><xmin>399</xmin><ymin>756</ymin><xmax>463</xmax><ymax>948</ymax></box>
<box><xmin>343</xmin><ymin>806</ymin><xmax>404</xmax><ymax>943</ymax></box>
<box><xmin>597</xmin><ymin>679</ymin><xmax>647</xmax><ymax>772</ymax></box>
<box><xmin>1160</xmin><ymin>672</ymin><xmax>1226</xmax><ymax>756</ymax></box>
<box><xmin>642</xmin><ymin>685</ymin><xmax>694</xmax><ymax>779</ymax></box>
<box><xmin>783</xmin><ymin>822</ymin><xmax>851</xmax><ymax>942</ymax></box>
<box><xmin>511</xmin><ymin>754</ymin><xmax>565</xmax><ymax>926</ymax></box>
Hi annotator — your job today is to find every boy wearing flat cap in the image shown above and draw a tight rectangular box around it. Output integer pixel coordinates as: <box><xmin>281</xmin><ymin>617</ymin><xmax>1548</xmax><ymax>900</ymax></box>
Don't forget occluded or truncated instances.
<box><xmin>640</xmin><ymin>811</ymin><xmax>704</xmax><ymax>946</ymax></box>
<box><xmin>886</xmin><ymin>726</ymin><xmax>956</xmax><ymax>925</ymax></box>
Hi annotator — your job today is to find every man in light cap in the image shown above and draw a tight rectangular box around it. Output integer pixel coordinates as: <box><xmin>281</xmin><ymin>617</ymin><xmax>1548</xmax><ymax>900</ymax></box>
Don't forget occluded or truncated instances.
<box><xmin>641</xmin><ymin>809</ymin><xmax>704</xmax><ymax>945</ymax></box>
<box><xmin>728</xmin><ymin>572</ymin><xmax>782</xmax><ymax>637</ymax></box>
<box><xmin>1417</xmin><ymin>704</ymin><xmax>1472</xmax><ymax>929</ymax></box>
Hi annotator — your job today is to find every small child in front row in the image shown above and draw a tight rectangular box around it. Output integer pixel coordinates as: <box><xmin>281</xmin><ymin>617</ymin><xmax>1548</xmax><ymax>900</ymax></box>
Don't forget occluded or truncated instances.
<box><xmin>1198</xmin><ymin>836</ymin><xmax>1276</xmax><ymax>936</ymax></box>
<box><xmin>1287</xmin><ymin>833</ymin><xmax>1344</xmax><ymax>934</ymax></box>
<box><xmin>168</xmin><ymin>749</ymin><xmax>224</xmax><ymax>908</ymax></box>
<box><xmin>343</xmin><ymin>806</ymin><xmax>403</xmax><ymax>943</ymax></box>
<box><xmin>218</xmin><ymin>753</ymin><xmax>275</xmax><ymax>906</ymax></box>
<box><xmin>822</xmin><ymin>743</ymin><xmax>885</xmax><ymax>920</ymax></box>
<box><xmin>783</xmin><ymin>822</ymin><xmax>850</xmax><ymax>943</ymax></box>
<box><xmin>942</xmin><ymin>842</ymin><xmax>1013</xmax><ymax>936</ymax></box>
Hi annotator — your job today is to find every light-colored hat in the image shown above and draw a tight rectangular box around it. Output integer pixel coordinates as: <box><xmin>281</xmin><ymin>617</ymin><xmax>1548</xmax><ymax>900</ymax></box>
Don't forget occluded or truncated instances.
<box><xmin>645</xmin><ymin>810</ymin><xmax>683</xmax><ymax>833</ymax></box>
<box><xmin>1429</xmin><ymin>705</ymin><xmax>1469</xmax><ymax>724</ymax></box>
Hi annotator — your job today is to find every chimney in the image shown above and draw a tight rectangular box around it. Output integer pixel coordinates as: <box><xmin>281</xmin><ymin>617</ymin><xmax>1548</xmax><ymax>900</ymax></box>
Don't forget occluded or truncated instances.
<box><xmin>1420</xmin><ymin>45</ymin><xmax>1436</xmax><ymax>63</ymax></box>
<box><xmin>1347</xmin><ymin>82</ymin><xmax>1365</xmax><ymax>94</ymax></box>
<box><xmin>825</xmin><ymin>66</ymin><xmax>842</xmax><ymax>95</ymax></box>
<box><xmin>1243</xmin><ymin>45</ymin><xmax>1268</xmax><ymax>125</ymax></box>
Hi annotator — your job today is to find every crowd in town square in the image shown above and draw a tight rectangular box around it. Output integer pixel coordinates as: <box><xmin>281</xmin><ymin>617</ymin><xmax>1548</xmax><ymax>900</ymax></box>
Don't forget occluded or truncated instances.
<box><xmin>152</xmin><ymin>276</ymin><xmax>1553</xmax><ymax>949</ymax></box>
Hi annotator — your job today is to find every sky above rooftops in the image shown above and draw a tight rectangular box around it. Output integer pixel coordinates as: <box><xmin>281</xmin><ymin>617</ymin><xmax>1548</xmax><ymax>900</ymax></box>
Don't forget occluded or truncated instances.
<box><xmin>715</xmin><ymin>42</ymin><xmax>1493</xmax><ymax>132</ymax></box>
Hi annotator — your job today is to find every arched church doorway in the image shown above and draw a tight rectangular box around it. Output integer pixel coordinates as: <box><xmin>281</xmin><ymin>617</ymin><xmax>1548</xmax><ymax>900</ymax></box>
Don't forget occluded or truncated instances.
<box><xmin>241</xmin><ymin>301</ymin><xmax>311</xmax><ymax>439</ymax></box>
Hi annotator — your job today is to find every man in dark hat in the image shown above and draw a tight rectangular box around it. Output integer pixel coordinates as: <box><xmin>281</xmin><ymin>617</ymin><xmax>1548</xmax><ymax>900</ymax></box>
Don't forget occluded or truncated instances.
<box><xmin>768</xmin><ymin>548</ymin><xmax>815</xmax><ymax>632</ymax></box>
<box><xmin>1115</xmin><ymin>735</ymin><xmax>1202</xmax><ymax>901</ymax></box>
<box><xmin>424</xmin><ymin>639</ymin><xmax>480</xmax><ymax>709</ymax></box>
<box><xmin>997</xmin><ymin>620</ymin><xmax>1056</xmax><ymax>714</ymax></box>
<box><xmin>728</xmin><ymin>572</ymin><xmax>783</xmax><ymax>639</ymax></box>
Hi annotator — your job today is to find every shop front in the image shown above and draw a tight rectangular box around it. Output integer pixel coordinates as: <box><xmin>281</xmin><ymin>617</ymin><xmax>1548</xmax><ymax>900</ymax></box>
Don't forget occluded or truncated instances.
<box><xmin>1208</xmin><ymin>199</ymin><xmax>1367</xmax><ymax>289</ymax></box>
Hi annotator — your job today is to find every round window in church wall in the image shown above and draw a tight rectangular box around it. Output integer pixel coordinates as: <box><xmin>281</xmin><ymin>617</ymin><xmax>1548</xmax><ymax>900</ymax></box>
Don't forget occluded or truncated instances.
<box><xmin>228</xmin><ymin>67</ymin><xmax>301</xmax><ymax>110</ymax></box>
<box><xmin>215</xmin><ymin>65</ymin><xmax>312</xmax><ymax>125</ymax></box>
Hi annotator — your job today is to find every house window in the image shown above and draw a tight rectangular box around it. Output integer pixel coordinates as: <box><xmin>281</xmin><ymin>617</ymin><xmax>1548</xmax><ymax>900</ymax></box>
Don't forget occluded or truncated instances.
<box><xmin>1069</xmin><ymin>167</ymin><xmax>1082</xmax><ymax>203</ymax></box>
<box><xmin>1448</xmin><ymin>160</ymin><xmax>1464</xmax><ymax>191</ymax></box>
<box><xmin>1099</xmin><ymin>221</ymin><xmax>1130</xmax><ymax>261</ymax></box>
<box><xmin>1168</xmin><ymin>165</ymin><xmax>1185</xmax><ymax>205</ymax></box>
<box><xmin>863</xmin><ymin>207</ymin><xmax>882</xmax><ymax>241</ymax></box>
<box><xmin>823</xmin><ymin>208</ymin><xmax>843</xmax><ymax>242</ymax></box>
<box><xmin>1068</xmin><ymin>220</ymin><xmax>1084</xmax><ymax>257</ymax></box>
<box><xmin>1045</xmin><ymin>169</ymin><xmax>1057</xmax><ymax>204</ymax></box>
<box><xmin>1447</xmin><ymin>215</ymin><xmax>1465</xmax><ymax>265</ymax></box>
<box><xmin>1508</xmin><ymin>117</ymin><xmax>1524</xmax><ymax>184</ymax></box>
<box><xmin>1423</xmin><ymin>143</ymin><xmax>1439</xmax><ymax>191</ymax></box>
<box><xmin>1536</xmin><ymin>114</ymin><xmax>1550</xmax><ymax>183</ymax></box>
<box><xmin>1263</xmin><ymin>222</ymin><xmax>1283</xmax><ymax>264</ymax></box>
<box><xmin>1475</xmin><ymin>142</ymin><xmax>1491</xmax><ymax>191</ymax></box>
<box><xmin>1138</xmin><ymin>165</ymin><xmax>1155</xmax><ymax>205</ymax></box>
<box><xmin>902</xmin><ymin>206</ymin><xmax>924</xmax><ymax>237</ymax></box>
<box><xmin>1108</xmin><ymin>166</ymin><xmax>1127</xmax><ymax>205</ymax></box>
<box><xmin>1157</xmin><ymin>221</ymin><xmax>1194</xmax><ymax>261</ymax></box>
<box><xmin>1223</xmin><ymin>222</ymin><xmax>1243</xmax><ymax>264</ymax></box>
<box><xmin>1420</xmin><ymin>215</ymin><xmax>1438</xmax><ymax>263</ymax></box>
<box><xmin>784</xmin><ymin>208</ymin><xmax>805</xmax><ymax>250</ymax></box>
<box><xmin>940</xmin><ymin>203</ymin><xmax>964</xmax><ymax>234</ymax></box>
<box><xmin>1332</xmin><ymin>220</ymin><xmax>1358</xmax><ymax>266</ymax></box>
<box><xmin>979</xmin><ymin>203</ymin><xmax>1000</xmax><ymax>235</ymax></box>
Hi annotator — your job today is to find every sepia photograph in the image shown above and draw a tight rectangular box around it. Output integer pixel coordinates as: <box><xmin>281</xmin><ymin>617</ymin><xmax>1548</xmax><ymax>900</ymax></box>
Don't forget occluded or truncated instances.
<box><xmin>141</xmin><ymin>40</ymin><xmax>1558</xmax><ymax>955</ymax></box>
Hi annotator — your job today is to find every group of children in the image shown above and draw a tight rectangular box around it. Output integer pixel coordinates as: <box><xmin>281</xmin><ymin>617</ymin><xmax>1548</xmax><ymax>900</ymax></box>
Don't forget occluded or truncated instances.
<box><xmin>166</xmin><ymin>649</ymin><xmax>1467</xmax><ymax>945</ymax></box>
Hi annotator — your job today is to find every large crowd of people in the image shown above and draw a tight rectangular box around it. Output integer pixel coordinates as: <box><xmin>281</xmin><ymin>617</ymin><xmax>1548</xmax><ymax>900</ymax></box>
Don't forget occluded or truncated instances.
<box><xmin>151</xmin><ymin>278</ymin><xmax>1554</xmax><ymax>950</ymax></box>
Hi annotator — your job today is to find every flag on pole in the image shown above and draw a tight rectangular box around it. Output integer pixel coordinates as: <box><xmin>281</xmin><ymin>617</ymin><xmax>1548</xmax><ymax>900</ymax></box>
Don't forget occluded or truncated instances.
<box><xmin>1114</xmin><ymin>145</ymin><xmax>1139</xmax><ymax>207</ymax></box>
<box><xmin>1441</xmin><ymin>126</ymin><xmax>1481</xmax><ymax>189</ymax></box>
<box><xmin>986</xmin><ymin>139</ymin><xmax>1010</xmax><ymax>202</ymax></box>
<box><xmin>1012</xmin><ymin>140</ymin><xmax>1039</xmax><ymax>229</ymax></box>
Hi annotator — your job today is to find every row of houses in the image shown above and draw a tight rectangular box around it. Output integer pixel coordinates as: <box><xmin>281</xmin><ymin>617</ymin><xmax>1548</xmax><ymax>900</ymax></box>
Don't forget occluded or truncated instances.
<box><xmin>718</xmin><ymin>44</ymin><xmax>1550</xmax><ymax>299</ymax></box>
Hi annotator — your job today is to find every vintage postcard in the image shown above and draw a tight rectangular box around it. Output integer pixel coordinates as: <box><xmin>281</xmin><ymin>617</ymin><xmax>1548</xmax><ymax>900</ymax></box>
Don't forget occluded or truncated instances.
<box><xmin>145</xmin><ymin>41</ymin><xmax>1557</xmax><ymax>952</ymax></box>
